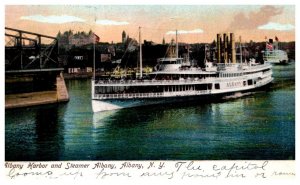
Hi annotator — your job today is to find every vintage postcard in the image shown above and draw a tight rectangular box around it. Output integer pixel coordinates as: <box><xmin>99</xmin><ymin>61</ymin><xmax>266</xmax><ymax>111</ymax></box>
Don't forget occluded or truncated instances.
<box><xmin>3</xmin><ymin>1</ymin><xmax>296</xmax><ymax>184</ymax></box>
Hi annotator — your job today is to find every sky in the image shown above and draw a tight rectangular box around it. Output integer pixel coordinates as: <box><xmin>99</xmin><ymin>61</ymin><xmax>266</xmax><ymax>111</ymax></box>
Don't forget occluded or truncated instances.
<box><xmin>4</xmin><ymin>5</ymin><xmax>295</xmax><ymax>44</ymax></box>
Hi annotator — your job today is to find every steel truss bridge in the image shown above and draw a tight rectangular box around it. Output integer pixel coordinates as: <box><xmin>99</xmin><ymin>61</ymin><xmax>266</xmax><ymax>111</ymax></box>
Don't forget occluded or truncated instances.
<box><xmin>5</xmin><ymin>27</ymin><xmax>63</xmax><ymax>73</ymax></box>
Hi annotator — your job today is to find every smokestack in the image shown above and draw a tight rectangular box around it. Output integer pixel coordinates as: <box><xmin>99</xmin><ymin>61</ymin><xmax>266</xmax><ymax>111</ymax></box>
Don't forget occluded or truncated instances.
<box><xmin>230</xmin><ymin>33</ymin><xmax>236</xmax><ymax>63</ymax></box>
<box><xmin>217</xmin><ymin>34</ymin><xmax>221</xmax><ymax>63</ymax></box>
<box><xmin>223</xmin><ymin>33</ymin><xmax>228</xmax><ymax>63</ymax></box>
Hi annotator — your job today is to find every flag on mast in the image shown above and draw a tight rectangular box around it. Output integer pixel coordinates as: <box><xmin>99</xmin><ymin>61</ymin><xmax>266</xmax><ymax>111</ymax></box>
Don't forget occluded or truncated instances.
<box><xmin>266</xmin><ymin>43</ymin><xmax>273</xmax><ymax>50</ymax></box>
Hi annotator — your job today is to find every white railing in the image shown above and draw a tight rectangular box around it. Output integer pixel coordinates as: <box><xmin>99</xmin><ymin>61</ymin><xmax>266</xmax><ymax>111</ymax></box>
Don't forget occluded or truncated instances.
<box><xmin>242</xmin><ymin>63</ymin><xmax>272</xmax><ymax>72</ymax></box>
<box><xmin>94</xmin><ymin>66</ymin><xmax>272</xmax><ymax>87</ymax></box>
<box><xmin>94</xmin><ymin>79</ymin><xmax>206</xmax><ymax>86</ymax></box>
<box><xmin>95</xmin><ymin>77</ymin><xmax>245</xmax><ymax>86</ymax></box>
<box><xmin>94</xmin><ymin>92</ymin><xmax>164</xmax><ymax>99</ymax></box>
<box><xmin>93</xmin><ymin>90</ymin><xmax>211</xmax><ymax>99</ymax></box>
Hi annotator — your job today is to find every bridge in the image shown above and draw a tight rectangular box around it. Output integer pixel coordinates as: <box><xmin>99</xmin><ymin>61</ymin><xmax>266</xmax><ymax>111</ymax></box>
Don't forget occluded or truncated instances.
<box><xmin>5</xmin><ymin>27</ymin><xmax>69</xmax><ymax>109</ymax></box>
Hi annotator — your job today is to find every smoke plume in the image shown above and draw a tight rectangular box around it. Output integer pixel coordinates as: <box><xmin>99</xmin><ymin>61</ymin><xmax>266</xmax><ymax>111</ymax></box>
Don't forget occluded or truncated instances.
<box><xmin>228</xmin><ymin>5</ymin><xmax>283</xmax><ymax>30</ymax></box>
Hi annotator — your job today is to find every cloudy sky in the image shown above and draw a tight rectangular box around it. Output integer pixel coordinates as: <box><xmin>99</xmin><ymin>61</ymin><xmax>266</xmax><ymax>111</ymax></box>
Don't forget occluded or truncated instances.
<box><xmin>5</xmin><ymin>5</ymin><xmax>295</xmax><ymax>43</ymax></box>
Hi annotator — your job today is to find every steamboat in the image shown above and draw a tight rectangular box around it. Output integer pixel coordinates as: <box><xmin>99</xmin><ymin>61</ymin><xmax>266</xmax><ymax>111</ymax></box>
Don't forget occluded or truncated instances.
<box><xmin>91</xmin><ymin>31</ymin><xmax>273</xmax><ymax>112</ymax></box>
<box><xmin>263</xmin><ymin>37</ymin><xmax>288</xmax><ymax>64</ymax></box>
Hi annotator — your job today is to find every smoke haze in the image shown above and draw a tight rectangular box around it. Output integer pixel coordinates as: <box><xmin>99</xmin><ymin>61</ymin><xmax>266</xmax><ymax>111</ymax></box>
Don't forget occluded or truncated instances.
<box><xmin>228</xmin><ymin>5</ymin><xmax>283</xmax><ymax>31</ymax></box>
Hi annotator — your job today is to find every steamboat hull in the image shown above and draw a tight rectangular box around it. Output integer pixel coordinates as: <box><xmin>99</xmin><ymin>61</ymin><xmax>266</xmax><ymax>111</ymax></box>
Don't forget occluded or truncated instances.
<box><xmin>92</xmin><ymin>78</ymin><xmax>273</xmax><ymax>112</ymax></box>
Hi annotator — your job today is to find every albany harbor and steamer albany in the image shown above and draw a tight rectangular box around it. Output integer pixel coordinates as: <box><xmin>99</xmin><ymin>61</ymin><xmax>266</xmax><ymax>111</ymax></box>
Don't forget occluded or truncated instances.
<box><xmin>5</xmin><ymin>27</ymin><xmax>294</xmax><ymax>111</ymax></box>
<box><xmin>5</xmin><ymin>161</ymin><xmax>144</xmax><ymax>170</ymax></box>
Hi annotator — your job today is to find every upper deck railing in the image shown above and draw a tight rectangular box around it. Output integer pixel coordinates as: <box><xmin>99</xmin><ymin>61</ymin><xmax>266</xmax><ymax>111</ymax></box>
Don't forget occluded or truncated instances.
<box><xmin>93</xmin><ymin>90</ymin><xmax>211</xmax><ymax>99</ymax></box>
<box><xmin>94</xmin><ymin>78</ymin><xmax>214</xmax><ymax>86</ymax></box>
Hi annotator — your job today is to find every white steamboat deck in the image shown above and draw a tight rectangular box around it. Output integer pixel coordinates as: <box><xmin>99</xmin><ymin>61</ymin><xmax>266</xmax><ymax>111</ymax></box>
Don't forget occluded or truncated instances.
<box><xmin>92</xmin><ymin>60</ymin><xmax>273</xmax><ymax>112</ymax></box>
<box><xmin>92</xmin><ymin>76</ymin><xmax>273</xmax><ymax>112</ymax></box>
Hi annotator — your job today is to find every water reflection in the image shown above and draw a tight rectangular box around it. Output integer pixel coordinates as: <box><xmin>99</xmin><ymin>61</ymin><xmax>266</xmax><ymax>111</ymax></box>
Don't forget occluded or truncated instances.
<box><xmin>35</xmin><ymin>104</ymin><xmax>66</xmax><ymax>160</ymax></box>
<box><xmin>92</xmin><ymin>110</ymin><xmax>119</xmax><ymax>128</ymax></box>
<box><xmin>5</xmin><ymin>104</ymin><xmax>67</xmax><ymax>161</ymax></box>
<box><xmin>5</xmin><ymin>107</ymin><xmax>37</xmax><ymax>161</ymax></box>
<box><xmin>271</xmin><ymin>62</ymin><xmax>295</xmax><ymax>90</ymax></box>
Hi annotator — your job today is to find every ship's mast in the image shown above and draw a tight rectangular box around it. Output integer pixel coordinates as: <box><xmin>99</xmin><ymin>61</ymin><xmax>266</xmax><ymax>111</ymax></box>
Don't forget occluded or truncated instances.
<box><xmin>139</xmin><ymin>26</ymin><xmax>142</xmax><ymax>78</ymax></box>
<box><xmin>239</xmin><ymin>36</ymin><xmax>242</xmax><ymax>63</ymax></box>
<box><xmin>204</xmin><ymin>44</ymin><xmax>207</xmax><ymax>63</ymax></box>
<box><xmin>187</xmin><ymin>44</ymin><xmax>190</xmax><ymax>62</ymax></box>
<box><xmin>176</xmin><ymin>29</ymin><xmax>178</xmax><ymax>58</ymax></box>
<box><xmin>93</xmin><ymin>33</ymin><xmax>96</xmax><ymax>79</ymax></box>
<box><xmin>93</xmin><ymin>13</ymin><xmax>96</xmax><ymax>80</ymax></box>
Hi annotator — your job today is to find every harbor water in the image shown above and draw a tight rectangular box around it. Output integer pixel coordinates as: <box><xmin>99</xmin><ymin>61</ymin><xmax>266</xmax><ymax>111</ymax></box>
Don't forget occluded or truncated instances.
<box><xmin>5</xmin><ymin>63</ymin><xmax>295</xmax><ymax>161</ymax></box>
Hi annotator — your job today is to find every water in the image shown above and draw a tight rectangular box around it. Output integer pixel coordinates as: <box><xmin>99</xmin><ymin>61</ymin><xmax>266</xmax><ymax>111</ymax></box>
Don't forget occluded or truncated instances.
<box><xmin>5</xmin><ymin>63</ymin><xmax>295</xmax><ymax>161</ymax></box>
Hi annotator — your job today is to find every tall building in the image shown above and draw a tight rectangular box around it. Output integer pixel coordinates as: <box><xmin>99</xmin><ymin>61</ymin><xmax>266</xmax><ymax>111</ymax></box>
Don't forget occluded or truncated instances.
<box><xmin>69</xmin><ymin>33</ymin><xmax>96</xmax><ymax>47</ymax></box>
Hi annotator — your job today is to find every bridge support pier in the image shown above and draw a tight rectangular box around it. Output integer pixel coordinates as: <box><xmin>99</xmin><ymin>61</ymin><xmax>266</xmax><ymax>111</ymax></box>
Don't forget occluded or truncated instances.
<box><xmin>5</xmin><ymin>72</ymin><xmax>69</xmax><ymax>109</ymax></box>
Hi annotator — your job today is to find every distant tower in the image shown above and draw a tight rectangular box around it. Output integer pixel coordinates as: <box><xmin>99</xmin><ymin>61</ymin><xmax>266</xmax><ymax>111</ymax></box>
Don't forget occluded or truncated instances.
<box><xmin>122</xmin><ymin>30</ymin><xmax>126</xmax><ymax>43</ymax></box>
<box><xmin>162</xmin><ymin>37</ymin><xmax>165</xmax><ymax>45</ymax></box>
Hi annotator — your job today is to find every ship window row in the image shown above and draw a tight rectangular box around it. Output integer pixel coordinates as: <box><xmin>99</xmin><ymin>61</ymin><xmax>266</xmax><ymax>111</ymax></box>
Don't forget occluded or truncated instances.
<box><xmin>220</xmin><ymin>73</ymin><xmax>242</xmax><ymax>78</ymax></box>
<box><xmin>95</xmin><ymin>84</ymin><xmax>213</xmax><ymax>94</ymax></box>
<box><xmin>160</xmin><ymin>59</ymin><xmax>182</xmax><ymax>64</ymax></box>
<box><xmin>95</xmin><ymin>86</ymin><xmax>163</xmax><ymax>94</ymax></box>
